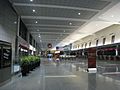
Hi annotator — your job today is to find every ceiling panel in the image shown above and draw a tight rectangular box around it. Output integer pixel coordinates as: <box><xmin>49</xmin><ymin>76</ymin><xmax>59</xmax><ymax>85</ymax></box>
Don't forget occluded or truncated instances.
<box><xmin>10</xmin><ymin>0</ymin><xmax>113</xmax><ymax>50</ymax></box>
<box><xmin>32</xmin><ymin>33</ymin><xmax>69</xmax><ymax>36</ymax></box>
<box><xmin>12</xmin><ymin>0</ymin><xmax>110</xmax><ymax>10</ymax></box>
<box><xmin>27</xmin><ymin>25</ymin><xmax>79</xmax><ymax>30</ymax></box>
<box><xmin>22</xmin><ymin>19</ymin><xmax>85</xmax><ymax>26</ymax></box>
<box><xmin>34</xmin><ymin>34</ymin><xmax>67</xmax><ymax>39</ymax></box>
<box><xmin>15</xmin><ymin>6</ymin><xmax>98</xmax><ymax>19</ymax></box>
<box><xmin>30</xmin><ymin>30</ymin><xmax>73</xmax><ymax>33</ymax></box>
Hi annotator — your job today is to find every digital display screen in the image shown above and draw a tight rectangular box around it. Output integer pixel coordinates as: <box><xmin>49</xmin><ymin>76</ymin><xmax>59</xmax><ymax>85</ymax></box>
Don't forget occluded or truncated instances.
<box><xmin>2</xmin><ymin>46</ymin><xmax>11</xmax><ymax>68</ymax></box>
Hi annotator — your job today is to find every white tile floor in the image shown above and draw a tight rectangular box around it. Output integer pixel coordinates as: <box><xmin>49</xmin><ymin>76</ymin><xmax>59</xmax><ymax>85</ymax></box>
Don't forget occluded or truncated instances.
<box><xmin>1</xmin><ymin>59</ymin><xmax>120</xmax><ymax>90</ymax></box>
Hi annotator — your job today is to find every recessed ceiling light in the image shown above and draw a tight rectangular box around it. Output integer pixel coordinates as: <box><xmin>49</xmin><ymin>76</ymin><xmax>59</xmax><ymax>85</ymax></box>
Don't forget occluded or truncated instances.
<box><xmin>78</xmin><ymin>13</ymin><xmax>81</xmax><ymax>15</ymax></box>
<box><xmin>33</xmin><ymin>9</ymin><xmax>35</xmax><ymax>12</ymax></box>
<box><xmin>30</xmin><ymin>0</ymin><xmax>33</xmax><ymax>2</ymax></box>
<box><xmin>37</xmin><ymin>29</ymin><xmax>39</xmax><ymax>31</ymax></box>
<box><xmin>35</xmin><ymin>21</ymin><xmax>38</xmax><ymax>23</ymax></box>
<box><xmin>14</xmin><ymin>21</ymin><xmax>17</xmax><ymax>24</ymax></box>
<box><xmin>111</xmin><ymin>15</ymin><xmax>114</xmax><ymax>17</ymax></box>
<box><xmin>95</xmin><ymin>24</ymin><xmax>98</xmax><ymax>26</ymax></box>
<box><xmin>69</xmin><ymin>22</ymin><xmax>72</xmax><ymax>25</ymax></box>
<box><xmin>39</xmin><ymin>36</ymin><xmax>41</xmax><ymax>37</ymax></box>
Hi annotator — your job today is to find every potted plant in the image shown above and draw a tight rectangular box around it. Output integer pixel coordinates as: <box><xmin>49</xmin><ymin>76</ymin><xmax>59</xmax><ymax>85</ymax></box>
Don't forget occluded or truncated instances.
<box><xmin>20</xmin><ymin>55</ymin><xmax>41</xmax><ymax>76</ymax></box>
<box><xmin>20</xmin><ymin>56</ymin><xmax>30</xmax><ymax>76</ymax></box>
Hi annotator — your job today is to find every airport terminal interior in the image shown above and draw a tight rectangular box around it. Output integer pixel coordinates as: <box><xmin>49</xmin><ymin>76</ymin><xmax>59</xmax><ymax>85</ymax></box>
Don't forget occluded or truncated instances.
<box><xmin>1</xmin><ymin>0</ymin><xmax>120</xmax><ymax>90</ymax></box>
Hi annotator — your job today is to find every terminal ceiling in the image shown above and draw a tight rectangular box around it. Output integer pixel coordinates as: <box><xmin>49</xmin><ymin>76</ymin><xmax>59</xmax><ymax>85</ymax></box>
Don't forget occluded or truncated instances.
<box><xmin>9</xmin><ymin>0</ymin><xmax>120</xmax><ymax>50</ymax></box>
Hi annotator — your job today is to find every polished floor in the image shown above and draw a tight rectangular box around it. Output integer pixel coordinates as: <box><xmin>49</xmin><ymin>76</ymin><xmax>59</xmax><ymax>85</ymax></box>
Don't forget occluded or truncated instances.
<box><xmin>0</xmin><ymin>58</ymin><xmax>120</xmax><ymax>90</ymax></box>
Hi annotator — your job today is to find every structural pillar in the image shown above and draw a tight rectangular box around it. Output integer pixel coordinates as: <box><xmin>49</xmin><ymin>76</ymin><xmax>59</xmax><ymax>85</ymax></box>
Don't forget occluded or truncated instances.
<box><xmin>15</xmin><ymin>16</ymin><xmax>20</xmax><ymax>65</ymax></box>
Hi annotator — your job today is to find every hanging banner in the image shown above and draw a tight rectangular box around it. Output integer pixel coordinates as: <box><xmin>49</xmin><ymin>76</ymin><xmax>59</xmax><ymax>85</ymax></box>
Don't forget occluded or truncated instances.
<box><xmin>88</xmin><ymin>48</ymin><xmax>96</xmax><ymax>68</ymax></box>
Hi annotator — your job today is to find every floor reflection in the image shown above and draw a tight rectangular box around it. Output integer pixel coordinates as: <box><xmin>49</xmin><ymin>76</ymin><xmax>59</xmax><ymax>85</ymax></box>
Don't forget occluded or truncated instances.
<box><xmin>88</xmin><ymin>73</ymin><xmax>96</xmax><ymax>90</ymax></box>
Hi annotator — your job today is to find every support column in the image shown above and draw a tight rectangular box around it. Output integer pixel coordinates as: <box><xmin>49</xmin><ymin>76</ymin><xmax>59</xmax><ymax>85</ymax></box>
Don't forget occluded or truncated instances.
<box><xmin>27</xmin><ymin>31</ymin><xmax>30</xmax><ymax>55</ymax></box>
<box><xmin>15</xmin><ymin>16</ymin><xmax>20</xmax><ymax>65</ymax></box>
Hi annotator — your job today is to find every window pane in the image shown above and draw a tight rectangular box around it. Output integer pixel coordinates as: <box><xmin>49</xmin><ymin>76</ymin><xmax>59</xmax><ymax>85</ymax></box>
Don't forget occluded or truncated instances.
<box><xmin>85</xmin><ymin>43</ymin><xmax>87</xmax><ymax>48</ymax></box>
<box><xmin>89</xmin><ymin>42</ymin><xmax>91</xmax><ymax>46</ymax></box>
<box><xmin>103</xmin><ymin>38</ymin><xmax>106</xmax><ymax>45</ymax></box>
<box><xmin>111</xmin><ymin>35</ymin><xmax>115</xmax><ymax>43</ymax></box>
<box><xmin>96</xmin><ymin>40</ymin><xmax>99</xmax><ymax>46</ymax></box>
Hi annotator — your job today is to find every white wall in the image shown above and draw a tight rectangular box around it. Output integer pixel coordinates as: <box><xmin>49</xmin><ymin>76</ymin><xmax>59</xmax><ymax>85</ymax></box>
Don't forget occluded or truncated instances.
<box><xmin>73</xmin><ymin>24</ymin><xmax>120</xmax><ymax>50</ymax></box>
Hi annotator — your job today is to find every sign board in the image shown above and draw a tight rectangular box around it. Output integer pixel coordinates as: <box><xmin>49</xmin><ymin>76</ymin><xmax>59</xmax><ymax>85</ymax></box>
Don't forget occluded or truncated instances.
<box><xmin>2</xmin><ymin>46</ymin><xmax>11</xmax><ymax>68</ymax></box>
<box><xmin>47</xmin><ymin>43</ymin><xmax>52</xmax><ymax>48</ymax></box>
<box><xmin>88</xmin><ymin>48</ymin><xmax>96</xmax><ymax>68</ymax></box>
<box><xmin>0</xmin><ymin>41</ymin><xmax>12</xmax><ymax>69</ymax></box>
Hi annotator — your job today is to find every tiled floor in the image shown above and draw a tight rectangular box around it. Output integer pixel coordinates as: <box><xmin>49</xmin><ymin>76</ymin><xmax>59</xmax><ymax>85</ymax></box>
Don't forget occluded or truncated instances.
<box><xmin>0</xmin><ymin>58</ymin><xmax>120</xmax><ymax>90</ymax></box>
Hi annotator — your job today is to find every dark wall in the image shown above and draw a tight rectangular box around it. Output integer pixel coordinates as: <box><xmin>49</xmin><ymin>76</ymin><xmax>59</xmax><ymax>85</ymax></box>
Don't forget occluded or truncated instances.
<box><xmin>0</xmin><ymin>0</ymin><xmax>17</xmax><ymax>85</ymax></box>
<box><xmin>29</xmin><ymin>34</ymin><xmax>33</xmax><ymax>45</ymax></box>
<box><xmin>19</xmin><ymin>20</ymin><xmax>28</xmax><ymax>41</ymax></box>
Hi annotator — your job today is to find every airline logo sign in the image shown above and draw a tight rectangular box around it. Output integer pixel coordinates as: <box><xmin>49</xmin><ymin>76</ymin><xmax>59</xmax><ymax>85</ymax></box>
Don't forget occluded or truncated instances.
<box><xmin>47</xmin><ymin>43</ymin><xmax>52</xmax><ymax>48</ymax></box>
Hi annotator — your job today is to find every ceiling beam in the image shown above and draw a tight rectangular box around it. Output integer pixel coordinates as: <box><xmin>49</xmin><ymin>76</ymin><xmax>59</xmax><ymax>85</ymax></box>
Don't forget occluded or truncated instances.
<box><xmin>31</xmin><ymin>32</ymin><xmax>70</xmax><ymax>34</ymax></box>
<box><xmin>38</xmin><ymin>37</ymin><xmax>66</xmax><ymax>40</ymax></box>
<box><xmin>40</xmin><ymin>40</ymin><xmax>61</xmax><ymax>42</ymax></box>
<box><xmin>35</xmin><ymin>35</ymin><xmax>66</xmax><ymax>38</ymax></box>
<box><xmin>13</xmin><ymin>3</ymin><xmax>100</xmax><ymax>12</ymax></box>
<box><xmin>36</xmin><ymin>38</ymin><xmax>63</xmax><ymax>40</ymax></box>
<box><xmin>26</xmin><ymin>24</ymin><xmax>80</xmax><ymax>28</ymax></box>
<box><xmin>28</xmin><ymin>27</ymin><xmax>75</xmax><ymax>31</ymax></box>
<box><xmin>21</xmin><ymin>16</ymin><xmax>87</xmax><ymax>22</ymax></box>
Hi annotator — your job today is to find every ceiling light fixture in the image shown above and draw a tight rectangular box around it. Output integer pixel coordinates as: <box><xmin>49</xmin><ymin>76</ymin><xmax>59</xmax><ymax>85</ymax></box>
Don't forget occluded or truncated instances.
<box><xmin>33</xmin><ymin>9</ymin><xmax>35</xmax><ymax>12</ymax></box>
<box><xmin>37</xmin><ymin>29</ymin><xmax>39</xmax><ymax>31</ymax></box>
<box><xmin>14</xmin><ymin>21</ymin><xmax>17</xmax><ymax>24</ymax></box>
<box><xmin>64</xmin><ymin>30</ymin><xmax>65</xmax><ymax>32</ymax></box>
<box><xmin>69</xmin><ymin>22</ymin><xmax>72</xmax><ymax>25</ymax></box>
<box><xmin>35</xmin><ymin>21</ymin><xmax>38</xmax><ymax>23</ymax></box>
<box><xmin>111</xmin><ymin>15</ymin><xmax>114</xmax><ymax>17</ymax></box>
<box><xmin>78</xmin><ymin>13</ymin><xmax>81</xmax><ymax>15</ymax></box>
<box><xmin>30</xmin><ymin>0</ymin><xmax>33</xmax><ymax>2</ymax></box>
<box><xmin>95</xmin><ymin>24</ymin><xmax>98</xmax><ymax>26</ymax></box>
